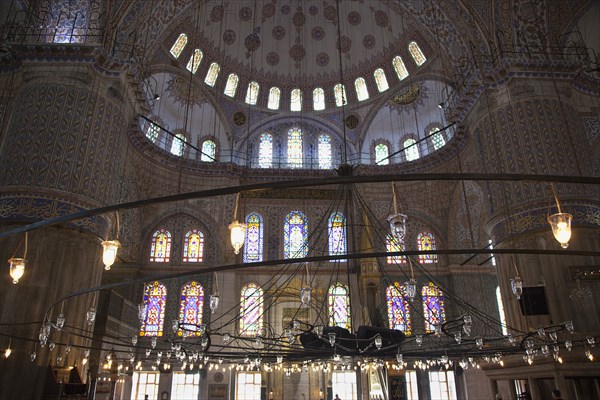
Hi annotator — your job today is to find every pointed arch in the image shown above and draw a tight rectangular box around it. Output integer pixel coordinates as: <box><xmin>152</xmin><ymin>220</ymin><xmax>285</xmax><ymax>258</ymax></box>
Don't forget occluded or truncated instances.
<box><xmin>243</xmin><ymin>212</ymin><xmax>264</xmax><ymax>263</ymax></box>
<box><xmin>328</xmin><ymin>212</ymin><xmax>347</xmax><ymax>259</ymax></box>
<box><xmin>200</xmin><ymin>140</ymin><xmax>216</xmax><ymax>162</ymax></box>
<box><xmin>417</xmin><ymin>231</ymin><xmax>437</xmax><ymax>263</ymax></box>
<box><xmin>284</xmin><ymin>210</ymin><xmax>308</xmax><ymax>258</ymax></box>
<box><xmin>374</xmin><ymin>68</ymin><xmax>389</xmax><ymax>92</ymax></box>
<box><xmin>140</xmin><ymin>281</ymin><xmax>167</xmax><ymax>336</ymax></box>
<box><xmin>291</xmin><ymin>88</ymin><xmax>302</xmax><ymax>111</ymax></box>
<box><xmin>375</xmin><ymin>143</ymin><xmax>389</xmax><ymax>165</ymax></box>
<box><xmin>245</xmin><ymin>81</ymin><xmax>260</xmax><ymax>105</ymax></box>
<box><xmin>422</xmin><ymin>283</ymin><xmax>445</xmax><ymax>333</ymax></box>
<box><xmin>150</xmin><ymin>229</ymin><xmax>171</xmax><ymax>262</ymax></box>
<box><xmin>224</xmin><ymin>73</ymin><xmax>239</xmax><ymax>97</ymax></box>
<box><xmin>328</xmin><ymin>283</ymin><xmax>351</xmax><ymax>330</ymax></box>
<box><xmin>240</xmin><ymin>283</ymin><xmax>263</xmax><ymax>337</ymax></box>
<box><xmin>169</xmin><ymin>33</ymin><xmax>188</xmax><ymax>59</ymax></box>
<box><xmin>204</xmin><ymin>62</ymin><xmax>220</xmax><ymax>86</ymax></box>
<box><xmin>408</xmin><ymin>41</ymin><xmax>426</xmax><ymax>66</ymax></box>
<box><xmin>386</xmin><ymin>283</ymin><xmax>411</xmax><ymax>334</ymax></box>
<box><xmin>313</xmin><ymin>87</ymin><xmax>325</xmax><ymax>111</ymax></box>
<box><xmin>178</xmin><ymin>281</ymin><xmax>204</xmax><ymax>337</ymax></box>
<box><xmin>392</xmin><ymin>56</ymin><xmax>409</xmax><ymax>81</ymax></box>
<box><xmin>267</xmin><ymin>87</ymin><xmax>281</xmax><ymax>110</ymax></box>
<box><xmin>182</xmin><ymin>229</ymin><xmax>204</xmax><ymax>262</ymax></box>
<box><xmin>354</xmin><ymin>77</ymin><xmax>369</xmax><ymax>101</ymax></box>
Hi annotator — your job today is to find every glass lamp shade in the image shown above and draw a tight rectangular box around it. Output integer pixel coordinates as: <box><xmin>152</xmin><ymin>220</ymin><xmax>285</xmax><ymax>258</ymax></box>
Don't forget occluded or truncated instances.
<box><xmin>8</xmin><ymin>257</ymin><xmax>26</xmax><ymax>284</ymax></box>
<box><xmin>510</xmin><ymin>276</ymin><xmax>523</xmax><ymax>300</ymax></box>
<box><xmin>228</xmin><ymin>220</ymin><xmax>248</xmax><ymax>255</ymax></box>
<box><xmin>547</xmin><ymin>212</ymin><xmax>572</xmax><ymax>248</ymax></box>
<box><xmin>387</xmin><ymin>213</ymin><xmax>408</xmax><ymax>241</ymax></box>
<box><xmin>300</xmin><ymin>287</ymin><xmax>311</xmax><ymax>308</ymax></box>
<box><xmin>101</xmin><ymin>240</ymin><xmax>120</xmax><ymax>270</ymax></box>
<box><xmin>405</xmin><ymin>278</ymin><xmax>417</xmax><ymax>300</ymax></box>
<box><xmin>209</xmin><ymin>295</ymin><xmax>220</xmax><ymax>314</ymax></box>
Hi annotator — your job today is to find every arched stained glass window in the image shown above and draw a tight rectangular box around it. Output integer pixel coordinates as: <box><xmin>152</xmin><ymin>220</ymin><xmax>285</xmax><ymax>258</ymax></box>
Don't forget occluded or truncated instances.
<box><xmin>354</xmin><ymin>77</ymin><xmax>369</xmax><ymax>101</ymax></box>
<box><xmin>178</xmin><ymin>281</ymin><xmax>204</xmax><ymax>337</ymax></box>
<box><xmin>171</xmin><ymin>133</ymin><xmax>186</xmax><ymax>156</ymax></box>
<box><xmin>393</xmin><ymin>56</ymin><xmax>409</xmax><ymax>81</ymax></box>
<box><xmin>374</xmin><ymin>68</ymin><xmax>389</xmax><ymax>92</ymax></box>
<box><xmin>318</xmin><ymin>134</ymin><xmax>332</xmax><ymax>169</ymax></box>
<box><xmin>146</xmin><ymin>121</ymin><xmax>160</xmax><ymax>143</ymax></box>
<box><xmin>287</xmin><ymin>128</ymin><xmax>303</xmax><ymax>168</ymax></box>
<box><xmin>328</xmin><ymin>283</ymin><xmax>351</xmax><ymax>330</ymax></box>
<box><xmin>182</xmin><ymin>229</ymin><xmax>204</xmax><ymax>262</ymax></box>
<box><xmin>140</xmin><ymin>282</ymin><xmax>167</xmax><ymax>336</ymax></box>
<box><xmin>186</xmin><ymin>49</ymin><xmax>203</xmax><ymax>74</ymax></box>
<box><xmin>224</xmin><ymin>73</ymin><xmax>239</xmax><ymax>97</ymax></box>
<box><xmin>387</xmin><ymin>283</ymin><xmax>411</xmax><ymax>334</ymax></box>
<box><xmin>239</xmin><ymin>283</ymin><xmax>263</xmax><ymax>337</ymax></box>
<box><xmin>404</xmin><ymin>138</ymin><xmax>419</xmax><ymax>161</ymax></box>
<box><xmin>290</xmin><ymin>88</ymin><xmax>302</xmax><ymax>112</ymax></box>
<box><xmin>245</xmin><ymin>81</ymin><xmax>260</xmax><ymax>105</ymax></box>
<box><xmin>375</xmin><ymin>143</ymin><xmax>389</xmax><ymax>165</ymax></box>
<box><xmin>328</xmin><ymin>212</ymin><xmax>347</xmax><ymax>259</ymax></box>
<box><xmin>430</xmin><ymin>127</ymin><xmax>446</xmax><ymax>150</ymax></box>
<box><xmin>334</xmin><ymin>84</ymin><xmax>347</xmax><ymax>107</ymax></box>
<box><xmin>170</xmin><ymin>33</ymin><xmax>188</xmax><ymax>59</ymax></box>
<box><xmin>150</xmin><ymin>229</ymin><xmax>171</xmax><ymax>262</ymax></box>
<box><xmin>204</xmin><ymin>63</ymin><xmax>220</xmax><ymax>87</ymax></box>
<box><xmin>243</xmin><ymin>213</ymin><xmax>263</xmax><ymax>263</ymax></box>
<box><xmin>284</xmin><ymin>210</ymin><xmax>308</xmax><ymax>258</ymax></box>
<box><xmin>386</xmin><ymin>234</ymin><xmax>407</xmax><ymax>264</ymax></box>
<box><xmin>417</xmin><ymin>232</ymin><xmax>437</xmax><ymax>263</ymax></box>
<box><xmin>408</xmin><ymin>41</ymin><xmax>426</xmax><ymax>66</ymax></box>
<box><xmin>258</xmin><ymin>133</ymin><xmax>273</xmax><ymax>168</ymax></box>
<box><xmin>267</xmin><ymin>87</ymin><xmax>281</xmax><ymax>110</ymax></box>
<box><xmin>313</xmin><ymin>87</ymin><xmax>325</xmax><ymax>111</ymax></box>
<box><xmin>201</xmin><ymin>140</ymin><xmax>216</xmax><ymax>162</ymax></box>
<box><xmin>422</xmin><ymin>283</ymin><xmax>445</xmax><ymax>333</ymax></box>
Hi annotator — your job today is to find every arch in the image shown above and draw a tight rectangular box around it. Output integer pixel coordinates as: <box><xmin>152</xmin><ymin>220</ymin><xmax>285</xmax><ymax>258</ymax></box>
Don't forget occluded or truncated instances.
<box><xmin>313</xmin><ymin>87</ymin><xmax>325</xmax><ymax>111</ymax></box>
<box><xmin>204</xmin><ymin>62</ymin><xmax>220</xmax><ymax>87</ymax></box>
<box><xmin>328</xmin><ymin>212</ymin><xmax>347</xmax><ymax>258</ymax></box>
<box><xmin>140</xmin><ymin>281</ymin><xmax>167</xmax><ymax>336</ymax></box>
<box><xmin>182</xmin><ymin>229</ymin><xmax>204</xmax><ymax>262</ymax></box>
<box><xmin>392</xmin><ymin>56</ymin><xmax>409</xmax><ymax>81</ymax></box>
<box><xmin>404</xmin><ymin>138</ymin><xmax>420</xmax><ymax>161</ymax></box>
<box><xmin>328</xmin><ymin>283</ymin><xmax>351</xmax><ymax>330</ymax></box>
<box><xmin>224</xmin><ymin>73</ymin><xmax>239</xmax><ymax>97</ymax></box>
<box><xmin>287</xmin><ymin>128</ymin><xmax>303</xmax><ymax>168</ymax></box>
<box><xmin>417</xmin><ymin>231</ymin><xmax>437</xmax><ymax>263</ymax></box>
<box><xmin>243</xmin><ymin>212</ymin><xmax>264</xmax><ymax>263</ymax></box>
<box><xmin>258</xmin><ymin>133</ymin><xmax>273</xmax><ymax>168</ymax></box>
<box><xmin>150</xmin><ymin>229</ymin><xmax>171</xmax><ymax>262</ymax></box>
<box><xmin>178</xmin><ymin>281</ymin><xmax>204</xmax><ymax>337</ymax></box>
<box><xmin>429</xmin><ymin>126</ymin><xmax>446</xmax><ymax>150</ymax></box>
<box><xmin>170</xmin><ymin>133</ymin><xmax>186</xmax><ymax>156</ymax></box>
<box><xmin>408</xmin><ymin>41</ymin><xmax>426</xmax><ymax>66</ymax></box>
<box><xmin>354</xmin><ymin>77</ymin><xmax>369</xmax><ymax>101</ymax></box>
<box><xmin>375</xmin><ymin>142</ymin><xmax>390</xmax><ymax>165</ymax></box>
<box><xmin>386</xmin><ymin>283</ymin><xmax>411</xmax><ymax>334</ymax></box>
<box><xmin>290</xmin><ymin>88</ymin><xmax>302</xmax><ymax>112</ymax></box>
<box><xmin>318</xmin><ymin>134</ymin><xmax>332</xmax><ymax>169</ymax></box>
<box><xmin>169</xmin><ymin>33</ymin><xmax>188</xmax><ymax>59</ymax></box>
<box><xmin>374</xmin><ymin>68</ymin><xmax>389</xmax><ymax>92</ymax></box>
<box><xmin>422</xmin><ymin>283</ymin><xmax>445</xmax><ymax>333</ymax></box>
<box><xmin>200</xmin><ymin>139</ymin><xmax>216</xmax><ymax>162</ymax></box>
<box><xmin>334</xmin><ymin>83</ymin><xmax>347</xmax><ymax>107</ymax></box>
<box><xmin>240</xmin><ymin>283</ymin><xmax>263</xmax><ymax>337</ymax></box>
<box><xmin>267</xmin><ymin>87</ymin><xmax>281</xmax><ymax>110</ymax></box>
<box><xmin>186</xmin><ymin>49</ymin><xmax>203</xmax><ymax>74</ymax></box>
<box><xmin>386</xmin><ymin>234</ymin><xmax>407</xmax><ymax>264</ymax></box>
<box><xmin>245</xmin><ymin>81</ymin><xmax>260</xmax><ymax>105</ymax></box>
<box><xmin>284</xmin><ymin>210</ymin><xmax>308</xmax><ymax>258</ymax></box>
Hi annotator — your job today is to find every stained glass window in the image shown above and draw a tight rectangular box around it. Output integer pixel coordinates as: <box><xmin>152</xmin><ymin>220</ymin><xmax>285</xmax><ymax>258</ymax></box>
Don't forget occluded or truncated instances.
<box><xmin>287</xmin><ymin>128</ymin><xmax>303</xmax><ymax>168</ymax></box>
<box><xmin>150</xmin><ymin>229</ymin><xmax>171</xmax><ymax>262</ymax></box>
<box><xmin>178</xmin><ymin>281</ymin><xmax>204</xmax><ymax>337</ymax></box>
<box><xmin>386</xmin><ymin>234</ymin><xmax>407</xmax><ymax>264</ymax></box>
<box><xmin>318</xmin><ymin>134</ymin><xmax>332</xmax><ymax>169</ymax></box>
<box><xmin>430</xmin><ymin>127</ymin><xmax>446</xmax><ymax>150</ymax></box>
<box><xmin>182</xmin><ymin>229</ymin><xmax>204</xmax><ymax>262</ymax></box>
<box><xmin>375</xmin><ymin>143</ymin><xmax>389</xmax><ymax>165</ymax></box>
<box><xmin>374</xmin><ymin>68</ymin><xmax>389</xmax><ymax>92</ymax></box>
<box><xmin>243</xmin><ymin>213</ymin><xmax>263</xmax><ymax>263</ymax></box>
<box><xmin>284</xmin><ymin>210</ymin><xmax>308</xmax><ymax>258</ymax></box>
<box><xmin>146</xmin><ymin>121</ymin><xmax>160</xmax><ymax>143</ymax></box>
<box><xmin>328</xmin><ymin>212</ymin><xmax>346</xmax><ymax>259</ymax></box>
<box><xmin>328</xmin><ymin>283</ymin><xmax>351</xmax><ymax>330</ymax></box>
<box><xmin>245</xmin><ymin>81</ymin><xmax>260</xmax><ymax>105</ymax></box>
<box><xmin>170</xmin><ymin>33</ymin><xmax>188</xmax><ymax>59</ymax></box>
<box><xmin>417</xmin><ymin>231</ymin><xmax>437</xmax><ymax>263</ymax></box>
<box><xmin>393</xmin><ymin>56</ymin><xmax>409</xmax><ymax>81</ymax></box>
<box><xmin>422</xmin><ymin>282</ymin><xmax>445</xmax><ymax>333</ymax></box>
<box><xmin>186</xmin><ymin>49</ymin><xmax>203</xmax><ymax>74</ymax></box>
<box><xmin>224</xmin><ymin>73</ymin><xmax>239</xmax><ymax>97</ymax></box>
<box><xmin>267</xmin><ymin>87</ymin><xmax>280</xmax><ymax>110</ymax></box>
<box><xmin>170</xmin><ymin>133</ymin><xmax>186</xmax><ymax>156</ymax></box>
<box><xmin>313</xmin><ymin>87</ymin><xmax>325</xmax><ymax>111</ymax></box>
<box><xmin>404</xmin><ymin>138</ymin><xmax>419</xmax><ymax>161</ymax></box>
<box><xmin>355</xmin><ymin>77</ymin><xmax>369</xmax><ymax>101</ymax></box>
<box><xmin>204</xmin><ymin>62</ymin><xmax>220</xmax><ymax>87</ymax></box>
<box><xmin>386</xmin><ymin>283</ymin><xmax>411</xmax><ymax>334</ymax></box>
<box><xmin>140</xmin><ymin>281</ymin><xmax>167</xmax><ymax>336</ymax></box>
<box><xmin>258</xmin><ymin>133</ymin><xmax>273</xmax><ymax>168</ymax></box>
<box><xmin>408</xmin><ymin>41</ymin><xmax>426</xmax><ymax>66</ymax></box>
<box><xmin>239</xmin><ymin>283</ymin><xmax>263</xmax><ymax>337</ymax></box>
<box><xmin>334</xmin><ymin>83</ymin><xmax>348</xmax><ymax>107</ymax></box>
<box><xmin>201</xmin><ymin>140</ymin><xmax>216</xmax><ymax>162</ymax></box>
<box><xmin>291</xmin><ymin>88</ymin><xmax>302</xmax><ymax>112</ymax></box>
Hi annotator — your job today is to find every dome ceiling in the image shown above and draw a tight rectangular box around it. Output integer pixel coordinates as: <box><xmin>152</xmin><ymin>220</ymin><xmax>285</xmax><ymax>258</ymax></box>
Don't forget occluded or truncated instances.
<box><xmin>169</xmin><ymin>0</ymin><xmax>417</xmax><ymax>86</ymax></box>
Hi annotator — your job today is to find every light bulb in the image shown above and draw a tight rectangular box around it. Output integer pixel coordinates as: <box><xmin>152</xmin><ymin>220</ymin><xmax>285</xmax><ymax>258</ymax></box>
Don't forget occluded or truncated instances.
<box><xmin>101</xmin><ymin>240</ymin><xmax>120</xmax><ymax>270</ymax></box>
<box><xmin>4</xmin><ymin>347</ymin><xmax>12</xmax><ymax>358</ymax></box>
<box><xmin>8</xmin><ymin>258</ymin><xmax>26</xmax><ymax>284</ymax></box>
<box><xmin>228</xmin><ymin>220</ymin><xmax>247</xmax><ymax>255</ymax></box>
<box><xmin>547</xmin><ymin>213</ymin><xmax>572</xmax><ymax>248</ymax></box>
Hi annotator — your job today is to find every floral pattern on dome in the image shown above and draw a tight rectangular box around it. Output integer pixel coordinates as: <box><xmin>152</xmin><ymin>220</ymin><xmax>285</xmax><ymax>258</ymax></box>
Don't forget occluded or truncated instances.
<box><xmin>244</xmin><ymin>32</ymin><xmax>261</xmax><ymax>55</ymax></box>
<box><xmin>309</xmin><ymin>5</ymin><xmax>318</xmax><ymax>16</ymax></box>
<box><xmin>166</xmin><ymin>77</ymin><xmax>206</xmax><ymax>106</ymax></box>
<box><xmin>239</xmin><ymin>6</ymin><xmax>252</xmax><ymax>21</ymax></box>
<box><xmin>272</xmin><ymin>25</ymin><xmax>286</xmax><ymax>40</ymax></box>
<box><xmin>324</xmin><ymin>5</ymin><xmax>337</xmax><ymax>21</ymax></box>
<box><xmin>311</xmin><ymin>26</ymin><xmax>325</xmax><ymax>41</ymax></box>
<box><xmin>266</xmin><ymin>52</ymin><xmax>280</xmax><ymax>66</ymax></box>
<box><xmin>210</xmin><ymin>5</ymin><xmax>224</xmax><ymax>22</ymax></box>
<box><xmin>316</xmin><ymin>52</ymin><xmax>329</xmax><ymax>67</ymax></box>
<box><xmin>223</xmin><ymin>30</ymin><xmax>236</xmax><ymax>45</ymax></box>
<box><xmin>281</xmin><ymin>4</ymin><xmax>290</xmax><ymax>15</ymax></box>
<box><xmin>262</xmin><ymin>2</ymin><xmax>275</xmax><ymax>20</ymax></box>
<box><xmin>337</xmin><ymin>36</ymin><xmax>352</xmax><ymax>54</ymax></box>
<box><xmin>374</xmin><ymin>10</ymin><xmax>389</xmax><ymax>27</ymax></box>
<box><xmin>290</xmin><ymin>44</ymin><xmax>306</xmax><ymax>62</ymax></box>
<box><xmin>363</xmin><ymin>35</ymin><xmax>375</xmax><ymax>49</ymax></box>
<box><xmin>348</xmin><ymin>11</ymin><xmax>362</xmax><ymax>26</ymax></box>
<box><xmin>292</xmin><ymin>10</ymin><xmax>306</xmax><ymax>27</ymax></box>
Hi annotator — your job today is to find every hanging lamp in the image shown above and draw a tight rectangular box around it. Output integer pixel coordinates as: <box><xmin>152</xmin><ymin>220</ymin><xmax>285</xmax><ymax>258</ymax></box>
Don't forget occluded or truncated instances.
<box><xmin>101</xmin><ymin>212</ymin><xmax>121</xmax><ymax>270</ymax></box>
<box><xmin>228</xmin><ymin>193</ymin><xmax>247</xmax><ymax>254</ymax></box>
<box><xmin>547</xmin><ymin>183</ymin><xmax>572</xmax><ymax>249</ymax></box>
<box><xmin>8</xmin><ymin>232</ymin><xmax>28</xmax><ymax>284</ymax></box>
